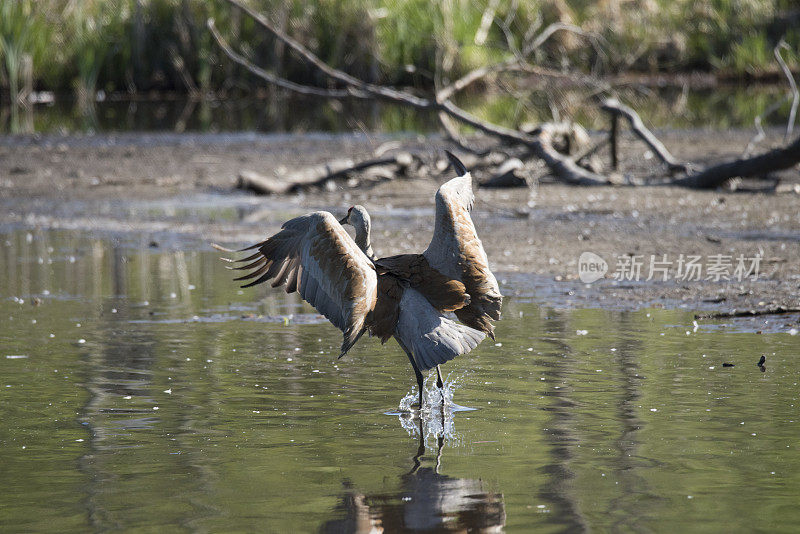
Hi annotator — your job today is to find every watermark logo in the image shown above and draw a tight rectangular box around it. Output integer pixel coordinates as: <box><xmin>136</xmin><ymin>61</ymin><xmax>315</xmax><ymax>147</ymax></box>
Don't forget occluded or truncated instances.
<box><xmin>578</xmin><ymin>251</ymin><xmax>608</xmax><ymax>283</ymax></box>
<box><xmin>576</xmin><ymin>252</ymin><xmax>762</xmax><ymax>283</ymax></box>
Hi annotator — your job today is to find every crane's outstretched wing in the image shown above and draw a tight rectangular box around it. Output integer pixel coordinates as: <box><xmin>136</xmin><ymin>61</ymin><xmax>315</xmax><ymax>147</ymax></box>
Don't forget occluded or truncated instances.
<box><xmin>393</xmin><ymin>288</ymin><xmax>485</xmax><ymax>371</ymax></box>
<box><xmin>221</xmin><ymin>211</ymin><xmax>377</xmax><ymax>358</ymax></box>
<box><xmin>422</xmin><ymin>152</ymin><xmax>502</xmax><ymax>338</ymax></box>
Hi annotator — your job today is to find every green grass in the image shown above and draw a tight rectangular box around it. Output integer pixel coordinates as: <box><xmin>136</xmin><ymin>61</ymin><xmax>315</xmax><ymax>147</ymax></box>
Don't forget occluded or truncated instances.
<box><xmin>0</xmin><ymin>0</ymin><xmax>797</xmax><ymax>117</ymax></box>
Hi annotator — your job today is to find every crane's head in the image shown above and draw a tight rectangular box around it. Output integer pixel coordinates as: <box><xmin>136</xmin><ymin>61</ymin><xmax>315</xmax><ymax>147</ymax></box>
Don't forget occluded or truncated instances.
<box><xmin>338</xmin><ymin>205</ymin><xmax>370</xmax><ymax>231</ymax></box>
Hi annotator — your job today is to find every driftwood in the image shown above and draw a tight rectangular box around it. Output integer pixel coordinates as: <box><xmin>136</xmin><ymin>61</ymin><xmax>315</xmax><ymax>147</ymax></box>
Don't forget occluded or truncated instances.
<box><xmin>600</xmin><ymin>96</ymin><xmax>800</xmax><ymax>188</ymax></box>
<box><xmin>237</xmin><ymin>153</ymin><xmax>417</xmax><ymax>195</ymax></box>
<box><xmin>237</xmin><ymin>170</ymin><xmax>291</xmax><ymax>195</ymax></box>
<box><xmin>481</xmin><ymin>158</ymin><xmax>527</xmax><ymax>188</ymax></box>
<box><xmin>533</xmin><ymin>123</ymin><xmax>607</xmax><ymax>185</ymax></box>
<box><xmin>695</xmin><ymin>306</ymin><xmax>800</xmax><ymax>320</ymax></box>
<box><xmin>674</xmin><ymin>134</ymin><xmax>800</xmax><ymax>189</ymax></box>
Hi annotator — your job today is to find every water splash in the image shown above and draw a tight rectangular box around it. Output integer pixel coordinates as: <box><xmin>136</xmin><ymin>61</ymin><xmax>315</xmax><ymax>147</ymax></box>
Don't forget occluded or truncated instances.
<box><xmin>389</xmin><ymin>373</ymin><xmax>475</xmax><ymax>448</ymax></box>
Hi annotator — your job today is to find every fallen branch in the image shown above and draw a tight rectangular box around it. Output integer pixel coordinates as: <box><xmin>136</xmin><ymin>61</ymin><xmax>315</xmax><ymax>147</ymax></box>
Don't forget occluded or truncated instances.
<box><xmin>695</xmin><ymin>306</ymin><xmax>800</xmax><ymax>320</ymax></box>
<box><xmin>601</xmin><ymin>98</ymin><xmax>689</xmax><ymax>174</ymax></box>
<box><xmin>673</xmin><ymin>134</ymin><xmax>800</xmax><ymax>189</ymax></box>
<box><xmin>533</xmin><ymin>123</ymin><xmax>608</xmax><ymax>185</ymax></box>
<box><xmin>237</xmin><ymin>154</ymin><xmax>415</xmax><ymax>195</ymax></box>
<box><xmin>574</xmin><ymin>137</ymin><xmax>609</xmax><ymax>166</ymax></box>
<box><xmin>208</xmin><ymin>20</ymin><xmax>355</xmax><ymax>99</ymax></box>
<box><xmin>237</xmin><ymin>170</ymin><xmax>292</xmax><ymax>195</ymax></box>
<box><xmin>480</xmin><ymin>158</ymin><xmax>527</xmax><ymax>188</ymax></box>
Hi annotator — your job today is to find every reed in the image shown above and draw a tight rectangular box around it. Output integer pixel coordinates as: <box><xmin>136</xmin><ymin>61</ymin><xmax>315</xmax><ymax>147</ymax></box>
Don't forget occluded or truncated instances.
<box><xmin>0</xmin><ymin>0</ymin><xmax>796</xmax><ymax>111</ymax></box>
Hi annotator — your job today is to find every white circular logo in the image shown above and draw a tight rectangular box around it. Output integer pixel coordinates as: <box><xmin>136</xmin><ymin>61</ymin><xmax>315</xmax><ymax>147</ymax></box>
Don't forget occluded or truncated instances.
<box><xmin>578</xmin><ymin>251</ymin><xmax>608</xmax><ymax>283</ymax></box>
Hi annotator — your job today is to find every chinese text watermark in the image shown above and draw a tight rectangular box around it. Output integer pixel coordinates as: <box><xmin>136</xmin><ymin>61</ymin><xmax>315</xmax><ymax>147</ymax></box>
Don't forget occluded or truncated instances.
<box><xmin>578</xmin><ymin>252</ymin><xmax>762</xmax><ymax>283</ymax></box>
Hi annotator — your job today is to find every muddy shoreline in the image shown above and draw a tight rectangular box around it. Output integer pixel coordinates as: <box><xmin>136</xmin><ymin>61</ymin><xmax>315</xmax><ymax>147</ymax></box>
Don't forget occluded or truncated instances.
<box><xmin>1</xmin><ymin>130</ymin><xmax>798</xmax><ymax>320</ymax></box>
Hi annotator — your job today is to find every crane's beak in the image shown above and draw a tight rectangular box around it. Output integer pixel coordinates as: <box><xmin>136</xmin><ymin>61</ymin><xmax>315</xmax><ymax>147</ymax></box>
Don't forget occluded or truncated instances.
<box><xmin>444</xmin><ymin>149</ymin><xmax>468</xmax><ymax>176</ymax></box>
<box><xmin>338</xmin><ymin>214</ymin><xmax>349</xmax><ymax>225</ymax></box>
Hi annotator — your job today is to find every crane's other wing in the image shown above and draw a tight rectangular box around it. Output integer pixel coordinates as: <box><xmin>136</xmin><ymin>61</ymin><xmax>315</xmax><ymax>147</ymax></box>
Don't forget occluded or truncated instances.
<box><xmin>224</xmin><ymin>211</ymin><xmax>377</xmax><ymax>358</ymax></box>
<box><xmin>422</xmin><ymin>156</ymin><xmax>502</xmax><ymax>338</ymax></box>
<box><xmin>393</xmin><ymin>288</ymin><xmax>486</xmax><ymax>371</ymax></box>
<box><xmin>375</xmin><ymin>253</ymin><xmax>469</xmax><ymax>313</ymax></box>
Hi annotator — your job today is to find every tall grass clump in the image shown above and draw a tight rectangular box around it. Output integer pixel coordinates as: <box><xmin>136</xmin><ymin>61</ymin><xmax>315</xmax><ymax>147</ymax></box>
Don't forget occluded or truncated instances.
<box><xmin>0</xmin><ymin>1</ymin><xmax>48</xmax><ymax>131</ymax></box>
<box><xmin>0</xmin><ymin>0</ymin><xmax>797</xmax><ymax>110</ymax></box>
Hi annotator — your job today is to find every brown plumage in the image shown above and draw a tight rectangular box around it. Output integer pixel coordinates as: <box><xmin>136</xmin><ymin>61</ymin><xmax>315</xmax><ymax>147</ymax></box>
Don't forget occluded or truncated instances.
<box><xmin>217</xmin><ymin>151</ymin><xmax>501</xmax><ymax>410</ymax></box>
<box><xmin>375</xmin><ymin>254</ymin><xmax>470</xmax><ymax>313</ymax></box>
<box><xmin>368</xmin><ymin>273</ymin><xmax>404</xmax><ymax>343</ymax></box>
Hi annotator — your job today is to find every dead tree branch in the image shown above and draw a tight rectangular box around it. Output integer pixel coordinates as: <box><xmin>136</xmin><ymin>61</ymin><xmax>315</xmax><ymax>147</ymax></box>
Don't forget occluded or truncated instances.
<box><xmin>601</xmin><ymin>98</ymin><xmax>689</xmax><ymax>174</ymax></box>
<box><xmin>775</xmin><ymin>40</ymin><xmax>799</xmax><ymax>141</ymax></box>
<box><xmin>208</xmin><ymin>20</ymin><xmax>355</xmax><ymax>99</ymax></box>
<box><xmin>673</xmin><ymin>134</ymin><xmax>800</xmax><ymax>189</ymax></box>
<box><xmin>237</xmin><ymin>154</ymin><xmax>416</xmax><ymax>195</ymax></box>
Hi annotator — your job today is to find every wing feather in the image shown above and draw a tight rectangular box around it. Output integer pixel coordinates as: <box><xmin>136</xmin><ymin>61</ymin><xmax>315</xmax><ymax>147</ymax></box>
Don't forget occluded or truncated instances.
<box><xmin>423</xmin><ymin>168</ymin><xmax>503</xmax><ymax>338</ymax></box>
<box><xmin>226</xmin><ymin>212</ymin><xmax>377</xmax><ymax>357</ymax></box>
<box><xmin>393</xmin><ymin>288</ymin><xmax>485</xmax><ymax>371</ymax></box>
<box><xmin>375</xmin><ymin>253</ymin><xmax>469</xmax><ymax>313</ymax></box>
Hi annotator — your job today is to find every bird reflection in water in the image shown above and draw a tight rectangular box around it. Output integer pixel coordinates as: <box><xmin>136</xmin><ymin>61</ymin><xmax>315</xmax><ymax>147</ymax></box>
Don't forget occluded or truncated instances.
<box><xmin>320</xmin><ymin>417</ymin><xmax>505</xmax><ymax>533</ymax></box>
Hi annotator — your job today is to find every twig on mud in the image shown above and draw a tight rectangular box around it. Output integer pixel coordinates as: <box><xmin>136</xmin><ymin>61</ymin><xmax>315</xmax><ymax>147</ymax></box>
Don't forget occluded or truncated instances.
<box><xmin>237</xmin><ymin>154</ymin><xmax>418</xmax><ymax>195</ymax></box>
<box><xmin>694</xmin><ymin>306</ymin><xmax>800</xmax><ymax>320</ymax></box>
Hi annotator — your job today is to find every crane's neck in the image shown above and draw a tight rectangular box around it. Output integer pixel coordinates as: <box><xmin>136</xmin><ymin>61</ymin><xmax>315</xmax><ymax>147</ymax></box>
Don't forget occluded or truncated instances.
<box><xmin>354</xmin><ymin>220</ymin><xmax>375</xmax><ymax>260</ymax></box>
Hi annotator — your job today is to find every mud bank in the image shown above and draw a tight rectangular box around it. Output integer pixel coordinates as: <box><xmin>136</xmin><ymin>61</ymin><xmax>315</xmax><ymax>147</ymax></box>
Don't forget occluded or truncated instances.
<box><xmin>1</xmin><ymin>130</ymin><xmax>798</xmax><ymax>318</ymax></box>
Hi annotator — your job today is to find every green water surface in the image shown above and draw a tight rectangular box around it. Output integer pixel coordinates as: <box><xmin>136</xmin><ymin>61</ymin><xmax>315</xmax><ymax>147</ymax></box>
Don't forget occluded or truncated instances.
<box><xmin>1</xmin><ymin>229</ymin><xmax>798</xmax><ymax>532</ymax></box>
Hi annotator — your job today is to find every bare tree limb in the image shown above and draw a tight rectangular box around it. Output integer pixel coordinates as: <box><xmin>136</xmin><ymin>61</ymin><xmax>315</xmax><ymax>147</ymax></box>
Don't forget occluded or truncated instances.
<box><xmin>436</xmin><ymin>60</ymin><xmax>517</xmax><ymax>102</ymax></box>
<box><xmin>601</xmin><ymin>98</ymin><xmax>689</xmax><ymax>174</ymax></box>
<box><xmin>208</xmin><ymin>20</ymin><xmax>356</xmax><ymax>98</ymax></box>
<box><xmin>437</xmin><ymin>112</ymin><xmax>494</xmax><ymax>156</ymax></box>
<box><xmin>574</xmin><ymin>137</ymin><xmax>609</xmax><ymax>165</ymax></box>
<box><xmin>237</xmin><ymin>154</ymin><xmax>412</xmax><ymax>195</ymax></box>
<box><xmin>673</xmin><ymin>134</ymin><xmax>800</xmax><ymax>189</ymax></box>
<box><xmin>742</xmin><ymin>96</ymin><xmax>788</xmax><ymax>157</ymax></box>
<box><xmin>523</xmin><ymin>22</ymin><xmax>590</xmax><ymax>55</ymax></box>
<box><xmin>533</xmin><ymin>123</ymin><xmax>609</xmax><ymax>185</ymax></box>
<box><xmin>221</xmin><ymin>0</ymin><xmax>430</xmax><ymax>108</ymax></box>
<box><xmin>775</xmin><ymin>40</ymin><xmax>798</xmax><ymax>142</ymax></box>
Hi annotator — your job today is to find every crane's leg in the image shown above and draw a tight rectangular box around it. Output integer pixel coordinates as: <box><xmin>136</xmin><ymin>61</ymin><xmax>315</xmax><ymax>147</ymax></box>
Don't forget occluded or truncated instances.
<box><xmin>410</xmin><ymin>357</ymin><xmax>424</xmax><ymax>410</ymax></box>
<box><xmin>435</xmin><ymin>365</ymin><xmax>446</xmax><ymax>411</ymax></box>
<box><xmin>397</xmin><ymin>338</ymin><xmax>424</xmax><ymax>411</ymax></box>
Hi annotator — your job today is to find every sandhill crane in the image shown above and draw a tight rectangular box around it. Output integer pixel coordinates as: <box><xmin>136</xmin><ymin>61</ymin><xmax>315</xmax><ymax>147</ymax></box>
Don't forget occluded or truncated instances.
<box><xmin>219</xmin><ymin>151</ymin><xmax>502</xmax><ymax>410</ymax></box>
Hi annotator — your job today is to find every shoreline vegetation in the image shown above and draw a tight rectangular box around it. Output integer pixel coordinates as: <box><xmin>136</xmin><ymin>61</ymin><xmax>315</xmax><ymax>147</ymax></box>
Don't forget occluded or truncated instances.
<box><xmin>1</xmin><ymin>1</ymin><xmax>798</xmax><ymax>104</ymax></box>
